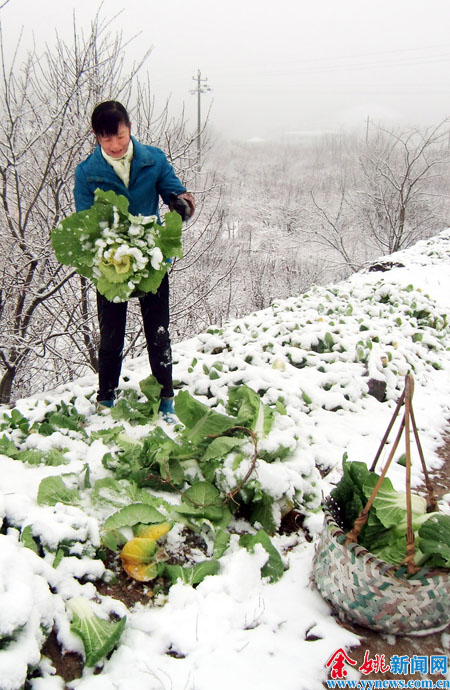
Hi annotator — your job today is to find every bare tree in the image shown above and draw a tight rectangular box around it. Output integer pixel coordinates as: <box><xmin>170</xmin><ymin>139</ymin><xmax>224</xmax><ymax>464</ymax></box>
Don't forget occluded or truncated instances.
<box><xmin>0</xmin><ymin>11</ymin><xmax>151</xmax><ymax>402</ymax></box>
<box><xmin>0</xmin><ymin>8</ymin><xmax>230</xmax><ymax>402</ymax></box>
<box><xmin>354</xmin><ymin>120</ymin><xmax>450</xmax><ymax>254</ymax></box>
<box><xmin>307</xmin><ymin>178</ymin><xmax>364</xmax><ymax>275</ymax></box>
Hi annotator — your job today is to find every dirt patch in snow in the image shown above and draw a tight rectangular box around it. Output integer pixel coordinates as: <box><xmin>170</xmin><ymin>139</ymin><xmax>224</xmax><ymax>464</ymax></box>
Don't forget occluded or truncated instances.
<box><xmin>37</xmin><ymin>633</ymin><xmax>85</xmax><ymax>685</ymax></box>
<box><xmin>35</xmin><ymin>530</ymin><xmax>211</xmax><ymax>686</ymax></box>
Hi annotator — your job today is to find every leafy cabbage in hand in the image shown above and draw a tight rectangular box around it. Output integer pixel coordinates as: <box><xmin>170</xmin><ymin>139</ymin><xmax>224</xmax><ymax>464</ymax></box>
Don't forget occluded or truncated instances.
<box><xmin>51</xmin><ymin>189</ymin><xmax>183</xmax><ymax>302</ymax></box>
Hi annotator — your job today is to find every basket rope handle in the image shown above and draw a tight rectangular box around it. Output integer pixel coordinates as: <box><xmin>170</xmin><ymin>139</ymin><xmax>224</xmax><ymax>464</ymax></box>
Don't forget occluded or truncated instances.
<box><xmin>369</xmin><ymin>386</ymin><xmax>406</xmax><ymax>473</ymax></box>
<box><xmin>370</xmin><ymin>376</ymin><xmax>437</xmax><ymax>512</ymax></box>
<box><xmin>345</xmin><ymin>419</ymin><xmax>403</xmax><ymax>544</ymax></box>
<box><xmin>403</xmin><ymin>376</ymin><xmax>415</xmax><ymax>571</ymax></box>
<box><xmin>345</xmin><ymin>374</ymin><xmax>438</xmax><ymax>574</ymax></box>
<box><xmin>409</xmin><ymin>403</ymin><xmax>438</xmax><ymax>512</ymax></box>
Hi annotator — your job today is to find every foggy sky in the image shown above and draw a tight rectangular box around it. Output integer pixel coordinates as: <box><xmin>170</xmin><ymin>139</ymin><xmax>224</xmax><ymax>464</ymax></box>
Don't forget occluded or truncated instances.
<box><xmin>3</xmin><ymin>0</ymin><xmax>450</xmax><ymax>140</ymax></box>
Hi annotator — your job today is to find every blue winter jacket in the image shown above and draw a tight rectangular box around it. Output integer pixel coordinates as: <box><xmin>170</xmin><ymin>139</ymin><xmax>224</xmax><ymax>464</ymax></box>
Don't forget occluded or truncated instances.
<box><xmin>73</xmin><ymin>136</ymin><xmax>186</xmax><ymax>219</ymax></box>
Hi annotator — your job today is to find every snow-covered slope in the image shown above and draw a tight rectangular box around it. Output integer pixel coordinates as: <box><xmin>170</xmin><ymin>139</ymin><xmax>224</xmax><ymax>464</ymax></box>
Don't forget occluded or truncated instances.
<box><xmin>2</xmin><ymin>229</ymin><xmax>450</xmax><ymax>689</ymax></box>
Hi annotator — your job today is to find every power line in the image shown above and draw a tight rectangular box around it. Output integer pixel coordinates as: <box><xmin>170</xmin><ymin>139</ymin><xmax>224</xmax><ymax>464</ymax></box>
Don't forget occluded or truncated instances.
<box><xmin>146</xmin><ymin>43</ymin><xmax>450</xmax><ymax>90</ymax></box>
<box><xmin>203</xmin><ymin>42</ymin><xmax>450</xmax><ymax>77</ymax></box>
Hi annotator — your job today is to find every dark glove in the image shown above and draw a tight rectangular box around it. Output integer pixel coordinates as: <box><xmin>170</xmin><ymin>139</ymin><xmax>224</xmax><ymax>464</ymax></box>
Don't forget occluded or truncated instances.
<box><xmin>169</xmin><ymin>192</ymin><xmax>192</xmax><ymax>222</ymax></box>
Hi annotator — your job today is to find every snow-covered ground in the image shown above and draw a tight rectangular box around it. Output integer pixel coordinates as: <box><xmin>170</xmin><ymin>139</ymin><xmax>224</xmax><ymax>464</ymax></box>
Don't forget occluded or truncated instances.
<box><xmin>2</xmin><ymin>230</ymin><xmax>450</xmax><ymax>689</ymax></box>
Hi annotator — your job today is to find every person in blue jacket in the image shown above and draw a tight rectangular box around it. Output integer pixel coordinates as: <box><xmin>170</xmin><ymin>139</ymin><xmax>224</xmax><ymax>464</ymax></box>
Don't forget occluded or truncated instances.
<box><xmin>74</xmin><ymin>100</ymin><xmax>195</xmax><ymax>418</ymax></box>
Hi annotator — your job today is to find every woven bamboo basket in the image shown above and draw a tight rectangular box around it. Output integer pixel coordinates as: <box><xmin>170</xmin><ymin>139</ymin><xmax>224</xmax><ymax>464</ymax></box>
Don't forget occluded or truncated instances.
<box><xmin>312</xmin><ymin>375</ymin><xmax>450</xmax><ymax>636</ymax></box>
<box><xmin>313</xmin><ymin>501</ymin><xmax>450</xmax><ymax>635</ymax></box>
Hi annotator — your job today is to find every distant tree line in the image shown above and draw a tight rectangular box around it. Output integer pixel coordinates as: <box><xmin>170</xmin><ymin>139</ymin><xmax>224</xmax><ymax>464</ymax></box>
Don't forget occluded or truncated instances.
<box><xmin>204</xmin><ymin>118</ymin><xmax>450</xmax><ymax>315</ymax></box>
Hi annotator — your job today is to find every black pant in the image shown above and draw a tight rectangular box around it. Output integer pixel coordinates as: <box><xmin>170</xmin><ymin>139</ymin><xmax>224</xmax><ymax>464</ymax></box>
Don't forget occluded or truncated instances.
<box><xmin>96</xmin><ymin>274</ymin><xmax>173</xmax><ymax>401</ymax></box>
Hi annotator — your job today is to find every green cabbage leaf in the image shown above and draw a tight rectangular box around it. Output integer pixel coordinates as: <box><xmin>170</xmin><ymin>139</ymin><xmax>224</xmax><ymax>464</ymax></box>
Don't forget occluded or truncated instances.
<box><xmin>418</xmin><ymin>514</ymin><xmax>450</xmax><ymax>567</ymax></box>
<box><xmin>330</xmin><ymin>459</ymin><xmax>448</xmax><ymax>569</ymax></box>
<box><xmin>68</xmin><ymin>597</ymin><xmax>126</xmax><ymax>667</ymax></box>
<box><xmin>51</xmin><ymin>189</ymin><xmax>183</xmax><ymax>302</ymax></box>
<box><xmin>363</xmin><ymin>474</ymin><xmax>427</xmax><ymax>528</ymax></box>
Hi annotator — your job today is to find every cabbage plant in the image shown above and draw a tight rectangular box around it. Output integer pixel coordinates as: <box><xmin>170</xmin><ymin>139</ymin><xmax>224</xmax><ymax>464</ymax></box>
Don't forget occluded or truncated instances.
<box><xmin>68</xmin><ymin>597</ymin><xmax>127</xmax><ymax>667</ymax></box>
<box><xmin>330</xmin><ymin>459</ymin><xmax>450</xmax><ymax>568</ymax></box>
<box><xmin>51</xmin><ymin>189</ymin><xmax>183</xmax><ymax>302</ymax></box>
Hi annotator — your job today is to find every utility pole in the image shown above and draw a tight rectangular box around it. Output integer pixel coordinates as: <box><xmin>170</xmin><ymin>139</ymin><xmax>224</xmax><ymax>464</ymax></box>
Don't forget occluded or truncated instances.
<box><xmin>191</xmin><ymin>69</ymin><xmax>212</xmax><ymax>171</ymax></box>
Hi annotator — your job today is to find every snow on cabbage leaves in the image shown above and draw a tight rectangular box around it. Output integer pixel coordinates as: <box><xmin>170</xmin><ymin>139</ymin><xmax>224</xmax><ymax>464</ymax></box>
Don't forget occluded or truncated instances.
<box><xmin>51</xmin><ymin>189</ymin><xmax>183</xmax><ymax>302</ymax></box>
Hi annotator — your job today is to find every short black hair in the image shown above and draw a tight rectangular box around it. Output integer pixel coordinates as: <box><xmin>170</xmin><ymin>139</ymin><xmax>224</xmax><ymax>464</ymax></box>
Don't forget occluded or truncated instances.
<box><xmin>91</xmin><ymin>101</ymin><xmax>130</xmax><ymax>136</ymax></box>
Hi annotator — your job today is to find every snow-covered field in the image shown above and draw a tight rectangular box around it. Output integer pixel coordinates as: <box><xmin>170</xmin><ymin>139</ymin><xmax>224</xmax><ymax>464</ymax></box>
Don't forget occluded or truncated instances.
<box><xmin>2</xmin><ymin>230</ymin><xmax>450</xmax><ymax>689</ymax></box>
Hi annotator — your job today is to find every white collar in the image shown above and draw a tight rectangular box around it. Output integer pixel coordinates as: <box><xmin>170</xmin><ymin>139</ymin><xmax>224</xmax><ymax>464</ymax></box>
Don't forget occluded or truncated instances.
<box><xmin>101</xmin><ymin>140</ymin><xmax>134</xmax><ymax>186</ymax></box>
